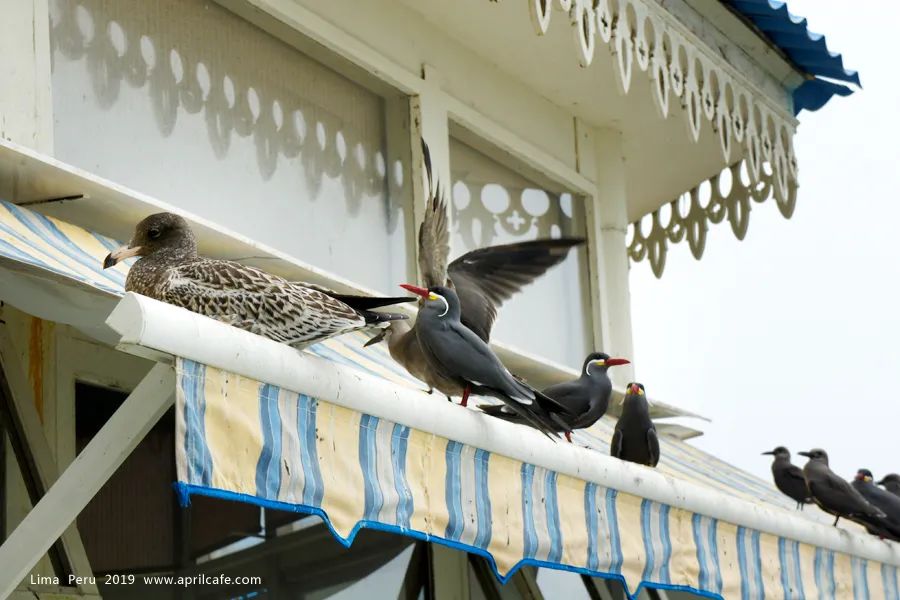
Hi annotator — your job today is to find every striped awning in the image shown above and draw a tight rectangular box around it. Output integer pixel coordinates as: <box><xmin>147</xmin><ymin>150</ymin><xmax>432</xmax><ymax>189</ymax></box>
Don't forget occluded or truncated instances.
<box><xmin>174</xmin><ymin>359</ymin><xmax>899</xmax><ymax>599</ymax></box>
<box><xmin>1</xmin><ymin>198</ymin><xmax>899</xmax><ymax>599</ymax></box>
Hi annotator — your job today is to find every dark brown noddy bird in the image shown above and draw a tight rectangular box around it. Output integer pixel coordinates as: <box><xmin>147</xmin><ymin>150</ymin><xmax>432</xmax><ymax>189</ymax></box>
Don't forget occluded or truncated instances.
<box><xmin>479</xmin><ymin>352</ymin><xmax>630</xmax><ymax>441</ymax></box>
<box><xmin>798</xmin><ymin>449</ymin><xmax>885</xmax><ymax>528</ymax></box>
<box><xmin>762</xmin><ymin>446</ymin><xmax>813</xmax><ymax>510</ymax></box>
<box><xmin>610</xmin><ymin>383</ymin><xmax>659</xmax><ymax>467</ymax></box>
<box><xmin>366</xmin><ymin>141</ymin><xmax>584</xmax><ymax>401</ymax></box>
<box><xmin>878</xmin><ymin>474</ymin><xmax>900</xmax><ymax>497</ymax></box>
<box><xmin>851</xmin><ymin>469</ymin><xmax>900</xmax><ymax>542</ymax></box>
<box><xmin>103</xmin><ymin>213</ymin><xmax>412</xmax><ymax>348</ymax></box>
<box><xmin>400</xmin><ymin>283</ymin><xmax>572</xmax><ymax>439</ymax></box>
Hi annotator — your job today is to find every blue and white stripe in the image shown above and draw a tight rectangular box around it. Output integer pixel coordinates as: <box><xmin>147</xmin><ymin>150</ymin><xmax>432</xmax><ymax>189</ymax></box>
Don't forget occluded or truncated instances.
<box><xmin>445</xmin><ymin>441</ymin><xmax>492</xmax><ymax>547</ymax></box>
<box><xmin>255</xmin><ymin>384</ymin><xmax>282</xmax><ymax>497</ymax></box>
<box><xmin>640</xmin><ymin>499</ymin><xmax>672</xmax><ymax>585</ymax></box>
<box><xmin>391</xmin><ymin>424</ymin><xmax>414</xmax><ymax>530</ymax></box>
<box><xmin>778</xmin><ymin>537</ymin><xmax>805</xmax><ymax>599</ymax></box>
<box><xmin>852</xmin><ymin>556</ymin><xmax>870</xmax><ymax>600</ymax></box>
<box><xmin>882</xmin><ymin>564</ymin><xmax>899</xmax><ymax>600</ymax></box>
<box><xmin>521</xmin><ymin>464</ymin><xmax>563</xmax><ymax>562</ymax></box>
<box><xmin>692</xmin><ymin>514</ymin><xmax>722</xmax><ymax>595</ymax></box>
<box><xmin>737</xmin><ymin>526</ymin><xmax>765</xmax><ymax>600</ymax></box>
<box><xmin>814</xmin><ymin>547</ymin><xmax>836</xmax><ymax>599</ymax></box>
<box><xmin>180</xmin><ymin>360</ymin><xmax>212</xmax><ymax>486</ymax></box>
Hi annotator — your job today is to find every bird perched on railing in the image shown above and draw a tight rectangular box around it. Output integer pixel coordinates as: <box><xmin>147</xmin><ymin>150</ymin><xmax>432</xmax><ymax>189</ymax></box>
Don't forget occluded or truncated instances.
<box><xmin>103</xmin><ymin>212</ymin><xmax>412</xmax><ymax>347</ymax></box>
<box><xmin>610</xmin><ymin>383</ymin><xmax>659</xmax><ymax>467</ymax></box>
<box><xmin>479</xmin><ymin>352</ymin><xmax>630</xmax><ymax>442</ymax></box>
<box><xmin>400</xmin><ymin>283</ymin><xmax>572</xmax><ymax>439</ymax></box>
<box><xmin>851</xmin><ymin>469</ymin><xmax>900</xmax><ymax>542</ymax></box>
<box><xmin>878</xmin><ymin>474</ymin><xmax>900</xmax><ymax>497</ymax></box>
<box><xmin>365</xmin><ymin>141</ymin><xmax>584</xmax><ymax>402</ymax></box>
<box><xmin>798</xmin><ymin>449</ymin><xmax>885</xmax><ymax>528</ymax></box>
<box><xmin>762</xmin><ymin>446</ymin><xmax>813</xmax><ymax>510</ymax></box>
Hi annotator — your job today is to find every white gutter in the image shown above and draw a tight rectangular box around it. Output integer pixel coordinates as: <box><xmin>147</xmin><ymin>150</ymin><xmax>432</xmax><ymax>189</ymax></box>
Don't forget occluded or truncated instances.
<box><xmin>107</xmin><ymin>293</ymin><xmax>900</xmax><ymax>567</ymax></box>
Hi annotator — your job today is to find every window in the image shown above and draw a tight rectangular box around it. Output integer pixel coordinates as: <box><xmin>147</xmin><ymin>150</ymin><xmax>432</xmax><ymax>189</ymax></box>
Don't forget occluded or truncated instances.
<box><xmin>449</xmin><ymin>137</ymin><xmax>592</xmax><ymax>368</ymax></box>
<box><xmin>49</xmin><ymin>0</ymin><xmax>408</xmax><ymax>294</ymax></box>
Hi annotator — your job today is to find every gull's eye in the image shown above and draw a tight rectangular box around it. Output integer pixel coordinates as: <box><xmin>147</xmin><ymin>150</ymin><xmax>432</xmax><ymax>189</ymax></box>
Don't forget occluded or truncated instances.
<box><xmin>148</xmin><ymin>227</ymin><xmax>161</xmax><ymax>240</ymax></box>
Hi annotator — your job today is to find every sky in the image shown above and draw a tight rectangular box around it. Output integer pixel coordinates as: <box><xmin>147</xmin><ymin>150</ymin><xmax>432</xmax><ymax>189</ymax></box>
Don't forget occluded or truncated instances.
<box><xmin>629</xmin><ymin>1</ymin><xmax>900</xmax><ymax>484</ymax></box>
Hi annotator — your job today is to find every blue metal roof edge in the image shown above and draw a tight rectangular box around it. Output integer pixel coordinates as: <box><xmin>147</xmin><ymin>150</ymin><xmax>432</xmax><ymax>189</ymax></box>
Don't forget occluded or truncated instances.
<box><xmin>724</xmin><ymin>0</ymin><xmax>860</xmax><ymax>114</ymax></box>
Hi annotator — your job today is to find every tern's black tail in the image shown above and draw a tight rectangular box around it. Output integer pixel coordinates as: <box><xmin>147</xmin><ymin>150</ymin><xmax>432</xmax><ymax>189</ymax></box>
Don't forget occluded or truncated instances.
<box><xmin>361</xmin><ymin>310</ymin><xmax>409</xmax><ymax>325</ymax></box>
<box><xmin>329</xmin><ymin>293</ymin><xmax>414</xmax><ymax>311</ymax></box>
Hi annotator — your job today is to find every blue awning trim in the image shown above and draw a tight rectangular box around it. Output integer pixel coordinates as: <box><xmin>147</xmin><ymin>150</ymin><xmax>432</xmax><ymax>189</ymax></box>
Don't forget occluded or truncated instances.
<box><xmin>724</xmin><ymin>0</ymin><xmax>860</xmax><ymax>114</ymax></box>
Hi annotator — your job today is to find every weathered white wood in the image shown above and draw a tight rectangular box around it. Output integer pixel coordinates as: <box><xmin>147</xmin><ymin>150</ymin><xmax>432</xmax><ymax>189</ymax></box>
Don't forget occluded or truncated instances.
<box><xmin>0</xmin><ymin>0</ymin><xmax>53</xmax><ymax>152</ymax></box>
<box><xmin>0</xmin><ymin>326</ymin><xmax>97</xmax><ymax>594</ymax></box>
<box><xmin>578</xmin><ymin>124</ymin><xmax>636</xmax><ymax>387</ymax></box>
<box><xmin>0</xmin><ymin>362</ymin><xmax>175</xmax><ymax>600</ymax></box>
<box><xmin>430</xmin><ymin>544</ymin><xmax>469</xmax><ymax>600</ymax></box>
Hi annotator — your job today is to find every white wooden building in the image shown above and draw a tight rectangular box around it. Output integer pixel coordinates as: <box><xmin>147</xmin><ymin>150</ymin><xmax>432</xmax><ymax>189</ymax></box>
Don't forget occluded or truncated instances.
<box><xmin>0</xmin><ymin>1</ymin><xmax>891</xmax><ymax>599</ymax></box>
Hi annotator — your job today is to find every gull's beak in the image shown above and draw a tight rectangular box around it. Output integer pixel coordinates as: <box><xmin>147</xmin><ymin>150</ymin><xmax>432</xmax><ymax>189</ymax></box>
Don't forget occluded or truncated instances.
<box><xmin>103</xmin><ymin>245</ymin><xmax>142</xmax><ymax>269</ymax></box>
<box><xmin>364</xmin><ymin>329</ymin><xmax>387</xmax><ymax>348</ymax></box>
<box><xmin>400</xmin><ymin>283</ymin><xmax>429</xmax><ymax>298</ymax></box>
<box><xmin>606</xmin><ymin>358</ymin><xmax>631</xmax><ymax>367</ymax></box>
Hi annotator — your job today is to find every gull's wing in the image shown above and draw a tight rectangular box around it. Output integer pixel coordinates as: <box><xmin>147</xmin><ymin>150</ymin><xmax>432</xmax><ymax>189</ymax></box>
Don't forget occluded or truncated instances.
<box><xmin>161</xmin><ymin>259</ymin><xmax>363</xmax><ymax>344</ymax></box>
<box><xmin>418</xmin><ymin>140</ymin><xmax>450</xmax><ymax>289</ymax></box>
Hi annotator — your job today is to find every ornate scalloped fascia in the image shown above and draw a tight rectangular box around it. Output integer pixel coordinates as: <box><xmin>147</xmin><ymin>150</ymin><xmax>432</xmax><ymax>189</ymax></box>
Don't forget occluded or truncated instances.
<box><xmin>627</xmin><ymin>158</ymin><xmax>797</xmax><ymax>277</ymax></box>
<box><xmin>526</xmin><ymin>0</ymin><xmax>801</xmax><ymax>276</ymax></box>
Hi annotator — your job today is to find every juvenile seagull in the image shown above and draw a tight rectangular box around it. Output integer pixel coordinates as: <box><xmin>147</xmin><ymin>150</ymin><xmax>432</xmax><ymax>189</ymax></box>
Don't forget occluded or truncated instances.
<box><xmin>762</xmin><ymin>446</ymin><xmax>813</xmax><ymax>510</ymax></box>
<box><xmin>367</xmin><ymin>141</ymin><xmax>584</xmax><ymax>400</ymax></box>
<box><xmin>610</xmin><ymin>383</ymin><xmax>659</xmax><ymax>467</ymax></box>
<box><xmin>401</xmin><ymin>284</ymin><xmax>572</xmax><ymax>439</ymax></box>
<box><xmin>479</xmin><ymin>352</ymin><xmax>630</xmax><ymax>441</ymax></box>
<box><xmin>103</xmin><ymin>212</ymin><xmax>411</xmax><ymax>347</ymax></box>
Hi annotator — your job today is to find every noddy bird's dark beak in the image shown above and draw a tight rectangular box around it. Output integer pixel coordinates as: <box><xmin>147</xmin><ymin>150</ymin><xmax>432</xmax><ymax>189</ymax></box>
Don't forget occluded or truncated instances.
<box><xmin>797</xmin><ymin>451</ymin><xmax>812</xmax><ymax>458</ymax></box>
<box><xmin>364</xmin><ymin>329</ymin><xmax>387</xmax><ymax>348</ymax></box>
<box><xmin>103</xmin><ymin>245</ymin><xmax>142</xmax><ymax>269</ymax></box>
<box><xmin>400</xmin><ymin>283</ymin><xmax>429</xmax><ymax>298</ymax></box>
<box><xmin>761</xmin><ymin>450</ymin><xmax>775</xmax><ymax>456</ymax></box>
<box><xmin>606</xmin><ymin>358</ymin><xmax>631</xmax><ymax>367</ymax></box>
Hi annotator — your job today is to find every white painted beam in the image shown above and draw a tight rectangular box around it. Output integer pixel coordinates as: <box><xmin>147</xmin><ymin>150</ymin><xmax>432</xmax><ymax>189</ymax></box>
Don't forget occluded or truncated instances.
<box><xmin>578</xmin><ymin>124</ymin><xmax>636</xmax><ymax>388</ymax></box>
<box><xmin>105</xmin><ymin>293</ymin><xmax>900</xmax><ymax>567</ymax></box>
<box><xmin>0</xmin><ymin>363</ymin><xmax>176</xmax><ymax>599</ymax></box>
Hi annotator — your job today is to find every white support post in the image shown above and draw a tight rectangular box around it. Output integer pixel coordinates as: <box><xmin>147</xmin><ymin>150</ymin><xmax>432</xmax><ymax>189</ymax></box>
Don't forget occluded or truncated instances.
<box><xmin>409</xmin><ymin>65</ymin><xmax>452</xmax><ymax>281</ymax></box>
<box><xmin>577</xmin><ymin>122</ymin><xmax>636</xmax><ymax>387</ymax></box>
<box><xmin>0</xmin><ymin>326</ymin><xmax>97</xmax><ymax>594</ymax></box>
<box><xmin>0</xmin><ymin>0</ymin><xmax>53</xmax><ymax>153</ymax></box>
<box><xmin>0</xmin><ymin>362</ymin><xmax>175</xmax><ymax>599</ymax></box>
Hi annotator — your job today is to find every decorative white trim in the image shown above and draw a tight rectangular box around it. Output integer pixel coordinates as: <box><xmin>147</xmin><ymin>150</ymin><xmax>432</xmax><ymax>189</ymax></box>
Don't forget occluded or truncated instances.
<box><xmin>627</xmin><ymin>157</ymin><xmax>798</xmax><ymax>277</ymax></box>
<box><xmin>524</xmin><ymin>0</ymin><xmax>801</xmax><ymax>276</ymax></box>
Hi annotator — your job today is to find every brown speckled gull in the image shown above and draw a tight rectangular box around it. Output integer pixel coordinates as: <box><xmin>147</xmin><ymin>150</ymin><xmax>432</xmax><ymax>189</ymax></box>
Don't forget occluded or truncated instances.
<box><xmin>103</xmin><ymin>212</ymin><xmax>411</xmax><ymax>347</ymax></box>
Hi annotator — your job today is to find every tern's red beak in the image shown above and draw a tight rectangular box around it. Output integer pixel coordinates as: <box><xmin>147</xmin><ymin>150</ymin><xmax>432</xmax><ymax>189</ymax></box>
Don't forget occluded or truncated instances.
<box><xmin>606</xmin><ymin>358</ymin><xmax>631</xmax><ymax>367</ymax></box>
<box><xmin>630</xmin><ymin>383</ymin><xmax>641</xmax><ymax>394</ymax></box>
<box><xmin>400</xmin><ymin>283</ymin><xmax>429</xmax><ymax>298</ymax></box>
